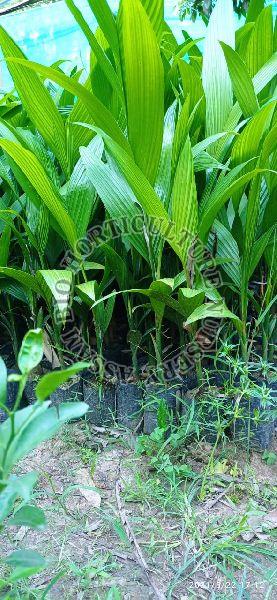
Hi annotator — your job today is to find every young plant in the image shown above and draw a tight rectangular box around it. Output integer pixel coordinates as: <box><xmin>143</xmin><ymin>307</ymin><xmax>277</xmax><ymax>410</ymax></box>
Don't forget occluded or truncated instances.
<box><xmin>0</xmin><ymin>328</ymin><xmax>89</xmax><ymax>590</ymax></box>
<box><xmin>76</xmin><ymin>278</ymin><xmax>115</xmax><ymax>382</ymax></box>
<box><xmin>0</xmin><ymin>0</ymin><xmax>276</xmax><ymax>384</ymax></box>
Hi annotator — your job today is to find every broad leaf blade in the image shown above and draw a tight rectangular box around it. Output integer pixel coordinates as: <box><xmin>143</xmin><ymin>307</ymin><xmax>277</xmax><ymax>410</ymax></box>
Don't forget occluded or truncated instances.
<box><xmin>80</xmin><ymin>146</ymin><xmax>149</xmax><ymax>260</ymax></box>
<box><xmin>208</xmin><ymin>220</ymin><xmax>241</xmax><ymax>287</ymax></box>
<box><xmin>87</xmin><ymin>0</ymin><xmax>119</xmax><ymax>56</ymax></box>
<box><xmin>0</xmin><ymin>473</ymin><xmax>37</xmax><ymax>523</ymax></box>
<box><xmin>140</xmin><ymin>0</ymin><xmax>164</xmax><ymax>41</ymax></box>
<box><xmin>7</xmin><ymin>58</ymin><xmax>130</xmax><ymax>154</ymax></box>
<box><xmin>246</xmin><ymin>6</ymin><xmax>273</xmax><ymax>78</ymax></box>
<box><xmin>18</xmin><ymin>329</ymin><xmax>43</xmax><ymax>375</ymax></box>
<box><xmin>199</xmin><ymin>165</ymin><xmax>270</xmax><ymax>241</ymax></box>
<box><xmin>65</xmin><ymin>136</ymin><xmax>103</xmax><ymax>238</ymax></box>
<box><xmin>178</xmin><ymin>288</ymin><xmax>205</xmax><ymax>319</ymax></box>
<box><xmin>35</xmin><ymin>364</ymin><xmax>89</xmax><ymax>401</ymax></box>
<box><xmin>185</xmin><ymin>302</ymin><xmax>242</xmax><ymax>331</ymax></box>
<box><xmin>1</xmin><ymin>400</ymin><xmax>87</xmax><ymax>481</ymax></box>
<box><xmin>93</xmin><ymin>130</ymin><xmax>184</xmax><ymax>261</ymax></box>
<box><xmin>149</xmin><ymin>278</ymin><xmax>174</xmax><ymax>322</ymax></box>
<box><xmin>220</xmin><ymin>42</ymin><xmax>259</xmax><ymax>118</ymax></box>
<box><xmin>8</xmin><ymin>505</ymin><xmax>46</xmax><ymax>529</ymax></box>
<box><xmin>102</xmin><ymin>244</ymin><xmax>134</xmax><ymax>290</ymax></box>
<box><xmin>231</xmin><ymin>102</ymin><xmax>275</xmax><ymax>169</ymax></box>
<box><xmin>0</xmin><ymin>139</ymin><xmax>77</xmax><ymax>250</ymax></box>
<box><xmin>0</xmin><ymin>27</ymin><xmax>67</xmax><ymax>175</ymax></box>
<box><xmin>246</xmin><ymin>0</ymin><xmax>265</xmax><ymax>23</ymax></box>
<box><xmin>6</xmin><ymin>549</ymin><xmax>46</xmax><ymax>582</ymax></box>
<box><xmin>118</xmin><ymin>0</ymin><xmax>164</xmax><ymax>183</ymax></box>
<box><xmin>0</xmin><ymin>268</ymin><xmax>40</xmax><ymax>293</ymax></box>
<box><xmin>65</xmin><ymin>0</ymin><xmax>123</xmax><ymax>101</ymax></box>
<box><xmin>248</xmin><ymin>227</ymin><xmax>274</xmax><ymax>280</ymax></box>
<box><xmin>37</xmin><ymin>270</ymin><xmax>73</xmax><ymax>326</ymax></box>
<box><xmin>202</xmin><ymin>0</ymin><xmax>235</xmax><ymax>136</ymax></box>
<box><xmin>76</xmin><ymin>281</ymin><xmax>97</xmax><ymax>306</ymax></box>
<box><xmin>171</xmin><ymin>136</ymin><xmax>198</xmax><ymax>265</ymax></box>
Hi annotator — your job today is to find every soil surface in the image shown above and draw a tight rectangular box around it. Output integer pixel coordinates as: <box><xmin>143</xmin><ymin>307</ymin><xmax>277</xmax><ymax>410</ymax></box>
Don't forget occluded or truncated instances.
<box><xmin>1</xmin><ymin>423</ymin><xmax>277</xmax><ymax>599</ymax></box>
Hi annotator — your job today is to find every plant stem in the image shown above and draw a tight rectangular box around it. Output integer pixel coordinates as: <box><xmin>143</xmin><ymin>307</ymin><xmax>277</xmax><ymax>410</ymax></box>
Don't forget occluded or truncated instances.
<box><xmin>155</xmin><ymin>316</ymin><xmax>164</xmax><ymax>384</ymax></box>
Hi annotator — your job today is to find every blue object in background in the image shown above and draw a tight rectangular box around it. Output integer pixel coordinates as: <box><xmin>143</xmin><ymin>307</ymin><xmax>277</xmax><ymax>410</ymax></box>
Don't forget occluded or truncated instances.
<box><xmin>0</xmin><ymin>0</ymin><xmax>206</xmax><ymax>90</ymax></box>
<box><xmin>0</xmin><ymin>0</ymin><xmax>276</xmax><ymax>91</ymax></box>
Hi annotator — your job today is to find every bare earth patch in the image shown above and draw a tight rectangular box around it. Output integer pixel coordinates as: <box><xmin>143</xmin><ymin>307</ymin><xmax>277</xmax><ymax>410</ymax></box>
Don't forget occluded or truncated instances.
<box><xmin>1</xmin><ymin>423</ymin><xmax>276</xmax><ymax>599</ymax></box>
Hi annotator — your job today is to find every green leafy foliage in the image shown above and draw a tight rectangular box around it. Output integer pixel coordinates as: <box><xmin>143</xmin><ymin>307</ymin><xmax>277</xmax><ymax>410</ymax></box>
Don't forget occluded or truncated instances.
<box><xmin>5</xmin><ymin>550</ymin><xmax>46</xmax><ymax>582</ymax></box>
<box><xmin>220</xmin><ymin>42</ymin><xmax>259</xmax><ymax>117</ymax></box>
<box><xmin>0</xmin><ymin>26</ymin><xmax>68</xmax><ymax>174</ymax></box>
<box><xmin>36</xmin><ymin>362</ymin><xmax>89</xmax><ymax>401</ymax></box>
<box><xmin>17</xmin><ymin>329</ymin><xmax>44</xmax><ymax>375</ymax></box>
<box><xmin>0</xmin><ymin>4</ymin><xmax>276</xmax><ymax>588</ymax></box>
<box><xmin>202</xmin><ymin>0</ymin><xmax>235</xmax><ymax>136</ymax></box>
<box><xmin>8</xmin><ymin>505</ymin><xmax>46</xmax><ymax>529</ymax></box>
<box><xmin>0</xmin><ymin>0</ymin><xmax>276</xmax><ymax>380</ymax></box>
<box><xmin>118</xmin><ymin>0</ymin><xmax>164</xmax><ymax>183</ymax></box>
<box><xmin>0</xmin><ymin>330</ymin><xmax>89</xmax><ymax>589</ymax></box>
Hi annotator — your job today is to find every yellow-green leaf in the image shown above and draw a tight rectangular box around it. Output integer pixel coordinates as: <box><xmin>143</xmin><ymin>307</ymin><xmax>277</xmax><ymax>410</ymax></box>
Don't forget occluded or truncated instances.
<box><xmin>87</xmin><ymin>0</ymin><xmax>119</xmax><ymax>56</ymax></box>
<box><xmin>220</xmin><ymin>42</ymin><xmax>259</xmax><ymax>118</ymax></box>
<box><xmin>0</xmin><ymin>27</ymin><xmax>67</xmax><ymax>175</ymax></box>
<box><xmin>76</xmin><ymin>281</ymin><xmax>97</xmax><ymax>306</ymax></box>
<box><xmin>202</xmin><ymin>0</ymin><xmax>235</xmax><ymax>136</ymax></box>
<box><xmin>37</xmin><ymin>270</ymin><xmax>73</xmax><ymax>326</ymax></box>
<box><xmin>140</xmin><ymin>0</ymin><xmax>164</xmax><ymax>41</ymax></box>
<box><xmin>0</xmin><ymin>139</ymin><xmax>77</xmax><ymax>250</ymax></box>
<box><xmin>65</xmin><ymin>0</ymin><xmax>123</xmax><ymax>102</ymax></box>
<box><xmin>7</xmin><ymin>58</ymin><xmax>130</xmax><ymax>155</ymax></box>
<box><xmin>171</xmin><ymin>136</ymin><xmax>198</xmax><ymax>266</ymax></box>
<box><xmin>246</xmin><ymin>6</ymin><xmax>273</xmax><ymax>77</ymax></box>
<box><xmin>118</xmin><ymin>0</ymin><xmax>164</xmax><ymax>184</ymax></box>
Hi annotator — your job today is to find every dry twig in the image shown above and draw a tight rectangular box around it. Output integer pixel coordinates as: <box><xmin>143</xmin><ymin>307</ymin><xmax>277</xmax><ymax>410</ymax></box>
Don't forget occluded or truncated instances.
<box><xmin>198</xmin><ymin>485</ymin><xmax>232</xmax><ymax>512</ymax></box>
<box><xmin>115</xmin><ymin>478</ymin><xmax>166</xmax><ymax>600</ymax></box>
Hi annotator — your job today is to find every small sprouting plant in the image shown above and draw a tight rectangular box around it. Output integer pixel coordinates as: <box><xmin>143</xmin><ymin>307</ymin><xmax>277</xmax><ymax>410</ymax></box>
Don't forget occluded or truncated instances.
<box><xmin>262</xmin><ymin>450</ymin><xmax>277</xmax><ymax>466</ymax></box>
<box><xmin>0</xmin><ymin>329</ymin><xmax>89</xmax><ymax>593</ymax></box>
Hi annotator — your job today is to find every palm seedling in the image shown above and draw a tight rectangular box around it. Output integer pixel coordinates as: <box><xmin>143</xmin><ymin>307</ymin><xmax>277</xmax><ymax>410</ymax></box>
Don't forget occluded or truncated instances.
<box><xmin>0</xmin><ymin>0</ymin><xmax>275</xmax><ymax>383</ymax></box>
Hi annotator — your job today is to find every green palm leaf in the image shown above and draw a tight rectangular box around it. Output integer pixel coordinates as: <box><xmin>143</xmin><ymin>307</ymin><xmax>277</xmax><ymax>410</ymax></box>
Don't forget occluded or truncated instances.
<box><xmin>87</xmin><ymin>128</ymin><xmax>181</xmax><ymax>255</ymax></box>
<box><xmin>246</xmin><ymin>0</ymin><xmax>264</xmax><ymax>23</ymax></box>
<box><xmin>0</xmin><ymin>27</ymin><xmax>67</xmax><ymax>175</ymax></box>
<box><xmin>202</xmin><ymin>0</ymin><xmax>235</xmax><ymax>136</ymax></box>
<box><xmin>0</xmin><ymin>139</ymin><xmax>77</xmax><ymax>250</ymax></box>
<box><xmin>185</xmin><ymin>302</ymin><xmax>242</xmax><ymax>332</ymax></box>
<box><xmin>65</xmin><ymin>0</ymin><xmax>123</xmax><ymax>102</ymax></box>
<box><xmin>140</xmin><ymin>0</ymin><xmax>164</xmax><ymax>41</ymax></box>
<box><xmin>171</xmin><ymin>136</ymin><xmax>198</xmax><ymax>266</ymax></box>
<box><xmin>199</xmin><ymin>164</ymin><xmax>270</xmax><ymax>241</ymax></box>
<box><xmin>0</xmin><ymin>268</ymin><xmax>40</xmax><ymax>293</ymax></box>
<box><xmin>80</xmin><ymin>145</ymin><xmax>149</xmax><ymax>260</ymax></box>
<box><xmin>87</xmin><ymin>0</ymin><xmax>119</xmax><ymax>56</ymax></box>
<box><xmin>118</xmin><ymin>0</ymin><xmax>164</xmax><ymax>183</ymax></box>
<box><xmin>220</xmin><ymin>42</ymin><xmax>259</xmax><ymax>118</ymax></box>
<box><xmin>7</xmin><ymin>58</ymin><xmax>130</xmax><ymax>154</ymax></box>
<box><xmin>246</xmin><ymin>6</ymin><xmax>273</xmax><ymax>78</ymax></box>
<box><xmin>36</xmin><ymin>270</ymin><xmax>73</xmax><ymax>326</ymax></box>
